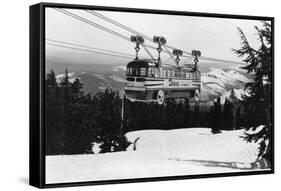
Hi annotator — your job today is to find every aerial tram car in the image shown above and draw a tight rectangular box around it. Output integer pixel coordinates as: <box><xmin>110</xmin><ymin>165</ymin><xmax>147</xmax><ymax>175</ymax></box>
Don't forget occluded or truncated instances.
<box><xmin>124</xmin><ymin>35</ymin><xmax>202</xmax><ymax>105</ymax></box>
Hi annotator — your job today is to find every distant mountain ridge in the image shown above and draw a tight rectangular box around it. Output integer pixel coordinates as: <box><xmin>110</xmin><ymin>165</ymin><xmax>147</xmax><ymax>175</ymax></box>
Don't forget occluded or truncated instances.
<box><xmin>200</xmin><ymin>67</ymin><xmax>252</xmax><ymax>101</ymax></box>
<box><xmin>56</xmin><ymin>71</ymin><xmax>125</xmax><ymax>95</ymax></box>
<box><xmin>55</xmin><ymin>64</ymin><xmax>251</xmax><ymax>101</ymax></box>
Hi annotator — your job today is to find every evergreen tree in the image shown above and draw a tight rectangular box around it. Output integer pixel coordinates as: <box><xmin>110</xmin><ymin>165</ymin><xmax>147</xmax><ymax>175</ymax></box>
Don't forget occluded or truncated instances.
<box><xmin>165</xmin><ymin>99</ymin><xmax>177</xmax><ymax>129</ymax></box>
<box><xmin>211</xmin><ymin>97</ymin><xmax>222</xmax><ymax>134</ymax></box>
<box><xmin>96</xmin><ymin>89</ymin><xmax>131</xmax><ymax>153</ymax></box>
<box><xmin>229</xmin><ymin>89</ymin><xmax>238</xmax><ymax>103</ymax></box>
<box><xmin>193</xmin><ymin>102</ymin><xmax>200</xmax><ymax>127</ymax></box>
<box><xmin>45</xmin><ymin>70</ymin><xmax>132</xmax><ymax>155</ymax></box>
<box><xmin>233</xmin><ymin>21</ymin><xmax>272</xmax><ymax>160</ymax></box>
<box><xmin>60</xmin><ymin>71</ymin><xmax>92</xmax><ymax>154</ymax></box>
<box><xmin>45</xmin><ymin>70</ymin><xmax>64</xmax><ymax>155</ymax></box>
<box><xmin>208</xmin><ymin>105</ymin><xmax>215</xmax><ymax>131</ymax></box>
<box><xmin>223</xmin><ymin>98</ymin><xmax>233</xmax><ymax>130</ymax></box>
<box><xmin>59</xmin><ymin>69</ymin><xmax>73</xmax><ymax>154</ymax></box>
<box><xmin>184</xmin><ymin>98</ymin><xmax>190</xmax><ymax>127</ymax></box>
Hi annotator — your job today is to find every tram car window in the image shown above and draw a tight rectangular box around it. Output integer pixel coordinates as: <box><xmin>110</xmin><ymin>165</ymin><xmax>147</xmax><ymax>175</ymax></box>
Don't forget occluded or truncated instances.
<box><xmin>167</xmin><ymin>70</ymin><xmax>170</xmax><ymax>77</ymax></box>
<box><xmin>140</xmin><ymin>68</ymin><xmax>147</xmax><ymax>76</ymax></box>
<box><xmin>165</xmin><ymin>70</ymin><xmax>168</xmax><ymax>77</ymax></box>
<box><xmin>148</xmin><ymin>67</ymin><xmax>155</xmax><ymax>77</ymax></box>
<box><xmin>155</xmin><ymin>69</ymin><xmax>160</xmax><ymax>77</ymax></box>
<box><xmin>135</xmin><ymin>68</ymin><xmax>140</xmax><ymax>76</ymax></box>
<box><xmin>126</xmin><ymin>67</ymin><xmax>132</xmax><ymax>76</ymax></box>
<box><xmin>170</xmin><ymin>70</ymin><xmax>173</xmax><ymax>78</ymax></box>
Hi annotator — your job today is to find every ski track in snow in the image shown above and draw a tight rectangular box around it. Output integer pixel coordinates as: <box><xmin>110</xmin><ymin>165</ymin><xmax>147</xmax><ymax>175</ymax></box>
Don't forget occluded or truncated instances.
<box><xmin>46</xmin><ymin>128</ymin><xmax>267</xmax><ymax>184</ymax></box>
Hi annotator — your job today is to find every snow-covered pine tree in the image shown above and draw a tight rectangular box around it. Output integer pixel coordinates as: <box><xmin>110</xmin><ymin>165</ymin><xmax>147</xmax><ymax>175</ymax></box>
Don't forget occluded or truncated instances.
<box><xmin>233</xmin><ymin>21</ymin><xmax>272</xmax><ymax>161</ymax></box>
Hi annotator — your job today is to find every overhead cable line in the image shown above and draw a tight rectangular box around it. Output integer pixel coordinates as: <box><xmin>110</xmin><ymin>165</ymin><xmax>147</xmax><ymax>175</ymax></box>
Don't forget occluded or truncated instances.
<box><xmin>54</xmin><ymin>8</ymin><xmax>131</xmax><ymax>42</ymax></box>
<box><xmin>85</xmin><ymin>10</ymin><xmax>153</xmax><ymax>42</ymax></box>
<box><xmin>54</xmin><ymin>8</ymin><xmax>158</xmax><ymax>59</ymax></box>
<box><xmin>55</xmin><ymin>8</ymin><xmax>243</xmax><ymax>65</ymax></box>
<box><xmin>85</xmin><ymin>10</ymin><xmax>192</xmax><ymax>60</ymax></box>
<box><xmin>46</xmin><ymin>42</ymin><xmax>133</xmax><ymax>59</ymax></box>
<box><xmin>46</xmin><ymin>38</ymin><xmax>136</xmax><ymax>57</ymax></box>
<box><xmin>87</xmin><ymin>10</ymin><xmax>192</xmax><ymax>56</ymax></box>
<box><xmin>86</xmin><ymin>10</ymin><xmax>244</xmax><ymax>65</ymax></box>
<box><xmin>173</xmin><ymin>17</ymin><xmax>235</xmax><ymax>46</ymax></box>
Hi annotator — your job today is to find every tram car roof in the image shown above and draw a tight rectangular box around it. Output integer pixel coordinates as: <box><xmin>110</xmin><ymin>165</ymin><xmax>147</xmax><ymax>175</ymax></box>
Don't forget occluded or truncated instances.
<box><xmin>127</xmin><ymin>59</ymin><xmax>195</xmax><ymax>71</ymax></box>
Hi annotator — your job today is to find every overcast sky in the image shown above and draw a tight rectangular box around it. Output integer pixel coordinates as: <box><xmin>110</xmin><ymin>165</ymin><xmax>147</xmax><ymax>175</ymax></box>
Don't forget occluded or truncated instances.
<box><xmin>46</xmin><ymin>8</ymin><xmax>264</xmax><ymax>67</ymax></box>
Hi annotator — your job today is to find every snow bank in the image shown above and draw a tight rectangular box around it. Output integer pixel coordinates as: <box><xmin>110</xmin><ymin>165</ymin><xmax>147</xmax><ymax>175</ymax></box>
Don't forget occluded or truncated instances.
<box><xmin>46</xmin><ymin>128</ymin><xmax>264</xmax><ymax>184</ymax></box>
<box><xmin>126</xmin><ymin>128</ymin><xmax>259</xmax><ymax>164</ymax></box>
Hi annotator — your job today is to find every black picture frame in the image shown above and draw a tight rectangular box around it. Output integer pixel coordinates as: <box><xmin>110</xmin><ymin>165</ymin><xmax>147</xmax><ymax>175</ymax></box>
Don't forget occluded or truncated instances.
<box><xmin>30</xmin><ymin>2</ymin><xmax>274</xmax><ymax>188</ymax></box>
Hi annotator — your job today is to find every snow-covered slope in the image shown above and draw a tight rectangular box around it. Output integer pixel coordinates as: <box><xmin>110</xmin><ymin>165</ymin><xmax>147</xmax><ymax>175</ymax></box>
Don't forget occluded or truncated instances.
<box><xmin>56</xmin><ymin>72</ymin><xmax>78</xmax><ymax>83</ymax></box>
<box><xmin>46</xmin><ymin>128</ymin><xmax>265</xmax><ymax>184</ymax></box>
<box><xmin>126</xmin><ymin>128</ymin><xmax>258</xmax><ymax>164</ymax></box>
<box><xmin>109</xmin><ymin>74</ymin><xmax>126</xmax><ymax>82</ymax></box>
<box><xmin>201</xmin><ymin>68</ymin><xmax>251</xmax><ymax>100</ymax></box>
<box><xmin>205</xmin><ymin>68</ymin><xmax>250</xmax><ymax>84</ymax></box>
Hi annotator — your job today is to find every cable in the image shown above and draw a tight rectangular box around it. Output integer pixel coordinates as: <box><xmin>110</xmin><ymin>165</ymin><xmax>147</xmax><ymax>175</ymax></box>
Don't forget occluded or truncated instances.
<box><xmin>54</xmin><ymin>8</ymin><xmax>160</xmax><ymax>58</ymax></box>
<box><xmin>85</xmin><ymin>10</ymin><xmax>158</xmax><ymax>59</ymax></box>
<box><xmin>141</xmin><ymin>44</ymin><xmax>155</xmax><ymax>59</ymax></box>
<box><xmin>56</xmin><ymin>8</ymin><xmax>188</xmax><ymax>61</ymax></box>
<box><xmin>86</xmin><ymin>10</ymin><xmax>153</xmax><ymax>41</ymax></box>
<box><xmin>87</xmin><ymin>10</ymin><xmax>192</xmax><ymax>55</ymax></box>
<box><xmin>200</xmin><ymin>56</ymin><xmax>243</xmax><ymax>65</ymax></box>
<box><xmin>46</xmin><ymin>42</ymin><xmax>133</xmax><ymax>59</ymax></box>
<box><xmin>86</xmin><ymin>10</ymin><xmax>244</xmax><ymax>65</ymax></box>
<box><xmin>54</xmin><ymin>8</ymin><xmax>131</xmax><ymax>42</ymax></box>
<box><xmin>46</xmin><ymin>38</ymin><xmax>135</xmax><ymax>57</ymax></box>
<box><xmin>85</xmin><ymin>10</ymin><xmax>192</xmax><ymax>59</ymax></box>
<box><xmin>173</xmin><ymin>17</ymin><xmax>235</xmax><ymax>46</ymax></box>
<box><xmin>55</xmin><ymin>8</ymin><xmax>244</xmax><ymax>65</ymax></box>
